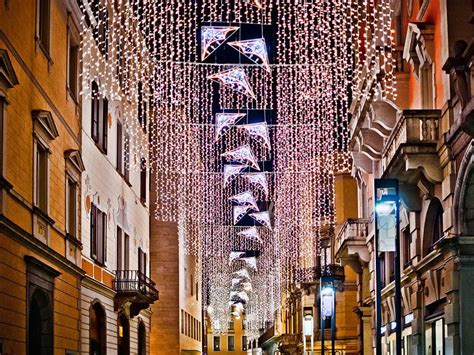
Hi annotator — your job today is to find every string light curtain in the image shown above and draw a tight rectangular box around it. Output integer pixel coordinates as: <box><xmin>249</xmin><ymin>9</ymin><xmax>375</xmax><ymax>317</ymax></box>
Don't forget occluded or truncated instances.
<box><xmin>79</xmin><ymin>0</ymin><xmax>395</xmax><ymax>336</ymax></box>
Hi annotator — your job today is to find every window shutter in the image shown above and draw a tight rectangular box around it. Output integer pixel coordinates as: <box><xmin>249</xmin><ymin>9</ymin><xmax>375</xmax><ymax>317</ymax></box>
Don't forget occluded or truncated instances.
<box><xmin>102</xmin><ymin>212</ymin><xmax>107</xmax><ymax>263</ymax></box>
<box><xmin>91</xmin><ymin>82</ymin><xmax>99</xmax><ymax>142</ymax></box>
<box><xmin>116</xmin><ymin>121</ymin><xmax>123</xmax><ymax>173</ymax></box>
<box><xmin>117</xmin><ymin>226</ymin><xmax>122</xmax><ymax>271</ymax></box>
<box><xmin>96</xmin><ymin>209</ymin><xmax>103</xmax><ymax>264</ymax></box>
<box><xmin>102</xmin><ymin>98</ymin><xmax>108</xmax><ymax>153</ymax></box>
<box><xmin>91</xmin><ymin>204</ymin><xmax>97</xmax><ymax>259</ymax></box>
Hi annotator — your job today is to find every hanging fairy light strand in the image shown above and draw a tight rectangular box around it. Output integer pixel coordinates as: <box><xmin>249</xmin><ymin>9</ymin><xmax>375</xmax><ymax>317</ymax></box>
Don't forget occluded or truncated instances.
<box><xmin>78</xmin><ymin>0</ymin><xmax>396</xmax><ymax>335</ymax></box>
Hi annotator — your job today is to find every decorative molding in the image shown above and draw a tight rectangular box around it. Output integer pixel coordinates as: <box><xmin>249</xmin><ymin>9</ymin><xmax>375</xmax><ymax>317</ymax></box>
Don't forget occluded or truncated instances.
<box><xmin>0</xmin><ymin>48</ymin><xmax>19</xmax><ymax>90</ymax></box>
<box><xmin>65</xmin><ymin>149</ymin><xmax>85</xmax><ymax>173</ymax></box>
<box><xmin>416</xmin><ymin>0</ymin><xmax>430</xmax><ymax>21</ymax></box>
<box><xmin>32</xmin><ymin>109</ymin><xmax>59</xmax><ymax>140</ymax></box>
<box><xmin>403</xmin><ymin>23</ymin><xmax>434</xmax><ymax>79</ymax></box>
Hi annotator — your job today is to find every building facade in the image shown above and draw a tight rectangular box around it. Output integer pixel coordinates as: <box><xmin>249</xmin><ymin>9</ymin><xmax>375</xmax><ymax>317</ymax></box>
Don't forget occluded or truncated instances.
<box><xmin>206</xmin><ymin>315</ymin><xmax>250</xmax><ymax>355</ymax></box>
<box><xmin>339</xmin><ymin>0</ymin><xmax>474</xmax><ymax>353</ymax></box>
<box><xmin>0</xmin><ymin>0</ymin><xmax>84</xmax><ymax>353</ymax></box>
<box><xmin>78</xmin><ymin>0</ymin><xmax>158</xmax><ymax>354</ymax></box>
<box><xmin>149</xmin><ymin>218</ymin><xmax>203</xmax><ymax>354</ymax></box>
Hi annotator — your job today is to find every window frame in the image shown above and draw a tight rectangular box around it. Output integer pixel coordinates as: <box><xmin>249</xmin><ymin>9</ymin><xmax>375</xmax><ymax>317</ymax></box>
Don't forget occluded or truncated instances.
<box><xmin>65</xmin><ymin>175</ymin><xmax>78</xmax><ymax>239</ymax></box>
<box><xmin>213</xmin><ymin>335</ymin><xmax>220</xmax><ymax>351</ymax></box>
<box><xmin>91</xmin><ymin>81</ymin><xmax>108</xmax><ymax>154</ymax></box>
<box><xmin>66</xmin><ymin>15</ymin><xmax>80</xmax><ymax>102</ymax></box>
<box><xmin>242</xmin><ymin>335</ymin><xmax>248</xmax><ymax>351</ymax></box>
<box><xmin>90</xmin><ymin>203</ymin><xmax>107</xmax><ymax>265</ymax></box>
<box><xmin>228</xmin><ymin>335</ymin><xmax>235</xmax><ymax>351</ymax></box>
<box><xmin>36</xmin><ymin>0</ymin><xmax>51</xmax><ymax>56</ymax></box>
<box><xmin>34</xmin><ymin>139</ymin><xmax>49</xmax><ymax>213</ymax></box>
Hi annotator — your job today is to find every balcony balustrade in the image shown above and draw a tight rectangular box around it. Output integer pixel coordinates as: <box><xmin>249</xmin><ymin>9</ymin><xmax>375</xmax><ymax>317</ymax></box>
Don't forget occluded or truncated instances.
<box><xmin>335</xmin><ymin>218</ymin><xmax>371</xmax><ymax>273</ymax></box>
<box><xmin>113</xmin><ymin>270</ymin><xmax>159</xmax><ymax>317</ymax></box>
<box><xmin>381</xmin><ymin>109</ymin><xmax>442</xmax><ymax>183</ymax></box>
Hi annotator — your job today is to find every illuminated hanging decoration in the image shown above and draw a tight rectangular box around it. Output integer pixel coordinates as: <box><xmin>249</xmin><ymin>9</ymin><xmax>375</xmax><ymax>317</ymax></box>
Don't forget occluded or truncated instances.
<box><xmin>249</xmin><ymin>211</ymin><xmax>272</xmax><ymax>230</ymax></box>
<box><xmin>201</xmin><ymin>26</ymin><xmax>240</xmax><ymax>60</ymax></box>
<box><xmin>208</xmin><ymin>68</ymin><xmax>256</xmax><ymax>100</ymax></box>
<box><xmin>240</xmin><ymin>122</ymin><xmax>271</xmax><ymax>150</ymax></box>
<box><xmin>237</xmin><ymin>226</ymin><xmax>262</xmax><ymax>243</ymax></box>
<box><xmin>222</xmin><ymin>145</ymin><xmax>260</xmax><ymax>170</ymax></box>
<box><xmin>229</xmin><ymin>252</ymin><xmax>245</xmax><ymax>265</ymax></box>
<box><xmin>228</xmin><ymin>38</ymin><xmax>271</xmax><ymax>73</ymax></box>
<box><xmin>78</xmin><ymin>0</ymin><xmax>397</xmax><ymax>336</ymax></box>
<box><xmin>233</xmin><ymin>205</ymin><xmax>254</xmax><ymax>225</ymax></box>
<box><xmin>229</xmin><ymin>191</ymin><xmax>259</xmax><ymax>211</ymax></box>
<box><xmin>240</xmin><ymin>257</ymin><xmax>258</xmax><ymax>271</ymax></box>
<box><xmin>215</xmin><ymin>112</ymin><xmax>246</xmax><ymax>140</ymax></box>
<box><xmin>243</xmin><ymin>173</ymin><xmax>269</xmax><ymax>197</ymax></box>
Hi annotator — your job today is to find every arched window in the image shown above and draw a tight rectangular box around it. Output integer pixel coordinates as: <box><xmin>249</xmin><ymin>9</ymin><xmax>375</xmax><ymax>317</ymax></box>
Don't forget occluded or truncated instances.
<box><xmin>118</xmin><ymin>314</ymin><xmax>130</xmax><ymax>355</ymax></box>
<box><xmin>28</xmin><ymin>288</ymin><xmax>53</xmax><ymax>355</ymax></box>
<box><xmin>138</xmin><ymin>321</ymin><xmax>146</xmax><ymax>355</ymax></box>
<box><xmin>423</xmin><ymin>198</ymin><xmax>444</xmax><ymax>256</ymax></box>
<box><xmin>90</xmin><ymin>302</ymin><xmax>106</xmax><ymax>355</ymax></box>
<box><xmin>463</xmin><ymin>170</ymin><xmax>474</xmax><ymax>234</ymax></box>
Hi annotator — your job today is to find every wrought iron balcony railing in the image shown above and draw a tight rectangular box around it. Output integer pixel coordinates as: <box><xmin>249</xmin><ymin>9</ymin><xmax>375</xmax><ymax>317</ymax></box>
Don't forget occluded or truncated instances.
<box><xmin>113</xmin><ymin>270</ymin><xmax>159</xmax><ymax>301</ymax></box>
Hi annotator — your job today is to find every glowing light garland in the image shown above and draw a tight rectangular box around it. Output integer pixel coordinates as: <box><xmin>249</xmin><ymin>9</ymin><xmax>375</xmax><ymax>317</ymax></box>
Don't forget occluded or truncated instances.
<box><xmin>78</xmin><ymin>0</ymin><xmax>396</xmax><ymax>337</ymax></box>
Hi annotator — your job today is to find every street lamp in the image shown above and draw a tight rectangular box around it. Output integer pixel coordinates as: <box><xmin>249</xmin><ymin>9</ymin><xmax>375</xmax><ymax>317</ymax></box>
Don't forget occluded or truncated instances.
<box><xmin>374</xmin><ymin>179</ymin><xmax>402</xmax><ymax>355</ymax></box>
<box><xmin>303</xmin><ymin>311</ymin><xmax>314</xmax><ymax>355</ymax></box>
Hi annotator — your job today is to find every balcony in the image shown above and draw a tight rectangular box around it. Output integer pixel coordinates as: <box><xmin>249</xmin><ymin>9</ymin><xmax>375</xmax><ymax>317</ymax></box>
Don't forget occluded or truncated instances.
<box><xmin>381</xmin><ymin>109</ymin><xmax>442</xmax><ymax>184</ymax></box>
<box><xmin>113</xmin><ymin>270</ymin><xmax>159</xmax><ymax>317</ymax></box>
<box><xmin>278</xmin><ymin>333</ymin><xmax>301</xmax><ymax>354</ymax></box>
<box><xmin>335</xmin><ymin>218</ymin><xmax>370</xmax><ymax>273</ymax></box>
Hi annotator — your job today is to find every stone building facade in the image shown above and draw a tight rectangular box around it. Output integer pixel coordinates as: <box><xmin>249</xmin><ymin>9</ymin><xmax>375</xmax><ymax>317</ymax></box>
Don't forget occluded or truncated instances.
<box><xmin>337</xmin><ymin>0</ymin><xmax>474</xmax><ymax>353</ymax></box>
<box><xmin>0</xmin><ymin>0</ymin><xmax>84</xmax><ymax>353</ymax></box>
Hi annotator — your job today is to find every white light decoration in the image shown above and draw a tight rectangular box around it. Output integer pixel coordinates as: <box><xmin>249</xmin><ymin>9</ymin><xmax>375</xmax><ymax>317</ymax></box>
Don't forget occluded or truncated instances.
<box><xmin>240</xmin><ymin>257</ymin><xmax>258</xmax><ymax>271</ymax></box>
<box><xmin>208</xmin><ymin>68</ymin><xmax>256</xmax><ymax>100</ymax></box>
<box><xmin>228</xmin><ymin>38</ymin><xmax>271</xmax><ymax>73</ymax></box>
<box><xmin>222</xmin><ymin>145</ymin><xmax>260</xmax><ymax>170</ymax></box>
<box><xmin>237</xmin><ymin>226</ymin><xmax>262</xmax><ymax>243</ymax></box>
<box><xmin>249</xmin><ymin>211</ymin><xmax>272</xmax><ymax>230</ymax></box>
<box><xmin>240</xmin><ymin>122</ymin><xmax>271</xmax><ymax>150</ymax></box>
<box><xmin>215</xmin><ymin>112</ymin><xmax>247</xmax><ymax>140</ymax></box>
<box><xmin>78</xmin><ymin>0</ymin><xmax>396</xmax><ymax>336</ymax></box>
<box><xmin>201</xmin><ymin>26</ymin><xmax>240</xmax><ymax>60</ymax></box>
<box><xmin>229</xmin><ymin>252</ymin><xmax>245</xmax><ymax>265</ymax></box>
<box><xmin>223</xmin><ymin>164</ymin><xmax>248</xmax><ymax>185</ymax></box>
<box><xmin>229</xmin><ymin>191</ymin><xmax>259</xmax><ymax>211</ymax></box>
<box><xmin>233</xmin><ymin>205</ymin><xmax>253</xmax><ymax>225</ymax></box>
<box><xmin>243</xmin><ymin>173</ymin><xmax>269</xmax><ymax>197</ymax></box>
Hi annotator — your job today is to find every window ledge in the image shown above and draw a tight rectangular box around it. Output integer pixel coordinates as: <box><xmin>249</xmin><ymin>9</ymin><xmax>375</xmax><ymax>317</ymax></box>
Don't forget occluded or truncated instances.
<box><xmin>36</xmin><ymin>39</ymin><xmax>53</xmax><ymax>65</ymax></box>
<box><xmin>33</xmin><ymin>206</ymin><xmax>55</xmax><ymax>225</ymax></box>
<box><xmin>65</xmin><ymin>232</ymin><xmax>83</xmax><ymax>248</ymax></box>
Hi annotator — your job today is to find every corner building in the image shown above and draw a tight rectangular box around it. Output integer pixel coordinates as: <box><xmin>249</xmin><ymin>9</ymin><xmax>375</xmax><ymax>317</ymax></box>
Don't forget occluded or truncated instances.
<box><xmin>0</xmin><ymin>0</ymin><xmax>84</xmax><ymax>353</ymax></box>
<box><xmin>340</xmin><ymin>0</ymin><xmax>474</xmax><ymax>353</ymax></box>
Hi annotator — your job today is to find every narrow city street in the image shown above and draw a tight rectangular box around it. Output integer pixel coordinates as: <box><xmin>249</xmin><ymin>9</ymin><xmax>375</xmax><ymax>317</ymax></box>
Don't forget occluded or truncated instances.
<box><xmin>0</xmin><ymin>0</ymin><xmax>473</xmax><ymax>354</ymax></box>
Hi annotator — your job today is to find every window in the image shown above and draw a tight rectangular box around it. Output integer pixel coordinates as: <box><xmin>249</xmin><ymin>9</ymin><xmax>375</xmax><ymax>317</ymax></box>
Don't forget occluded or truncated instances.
<box><xmin>190</xmin><ymin>274</ymin><xmax>194</xmax><ymax>297</ymax></box>
<box><xmin>117</xmin><ymin>226</ymin><xmax>123</xmax><ymax>271</ymax></box>
<box><xmin>117</xmin><ymin>121</ymin><xmax>123</xmax><ymax>174</ymax></box>
<box><xmin>138</xmin><ymin>321</ymin><xmax>146</xmax><ymax>355</ymax></box>
<box><xmin>403</xmin><ymin>229</ymin><xmax>412</xmax><ymax>268</ymax></box>
<box><xmin>140</xmin><ymin>158</ymin><xmax>147</xmax><ymax>203</ymax></box>
<box><xmin>66</xmin><ymin>177</ymin><xmax>77</xmax><ymax>238</ymax></box>
<box><xmin>181</xmin><ymin>310</ymin><xmax>184</xmax><ymax>334</ymax></box>
<box><xmin>138</xmin><ymin>247</ymin><xmax>147</xmax><ymax>276</ymax></box>
<box><xmin>90</xmin><ymin>302</ymin><xmax>106</xmax><ymax>355</ymax></box>
<box><xmin>88</xmin><ymin>0</ymin><xmax>108</xmax><ymax>57</ymax></box>
<box><xmin>228</xmin><ymin>335</ymin><xmax>235</xmax><ymax>351</ymax></box>
<box><xmin>228</xmin><ymin>321</ymin><xmax>235</xmax><ymax>331</ymax></box>
<box><xmin>242</xmin><ymin>336</ymin><xmax>248</xmax><ymax>351</ymax></box>
<box><xmin>35</xmin><ymin>142</ymin><xmax>48</xmax><ymax>212</ymax></box>
<box><xmin>423</xmin><ymin>199</ymin><xmax>444</xmax><ymax>256</ymax></box>
<box><xmin>117</xmin><ymin>314</ymin><xmax>130</xmax><ymax>355</ymax></box>
<box><xmin>91</xmin><ymin>81</ymin><xmax>108</xmax><ymax>153</ymax></box>
<box><xmin>91</xmin><ymin>203</ymin><xmax>107</xmax><ymax>265</ymax></box>
<box><xmin>425</xmin><ymin>318</ymin><xmax>444</xmax><ymax>355</ymax></box>
<box><xmin>67</xmin><ymin>24</ymin><xmax>79</xmax><ymax>100</ymax></box>
<box><xmin>117</xmin><ymin>228</ymin><xmax>129</xmax><ymax>271</ymax></box>
<box><xmin>242</xmin><ymin>319</ymin><xmax>247</xmax><ymax>330</ymax></box>
<box><xmin>37</xmin><ymin>0</ymin><xmax>51</xmax><ymax>54</ymax></box>
<box><xmin>196</xmin><ymin>281</ymin><xmax>199</xmax><ymax>301</ymax></box>
<box><xmin>213</xmin><ymin>336</ymin><xmax>220</xmax><ymax>351</ymax></box>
